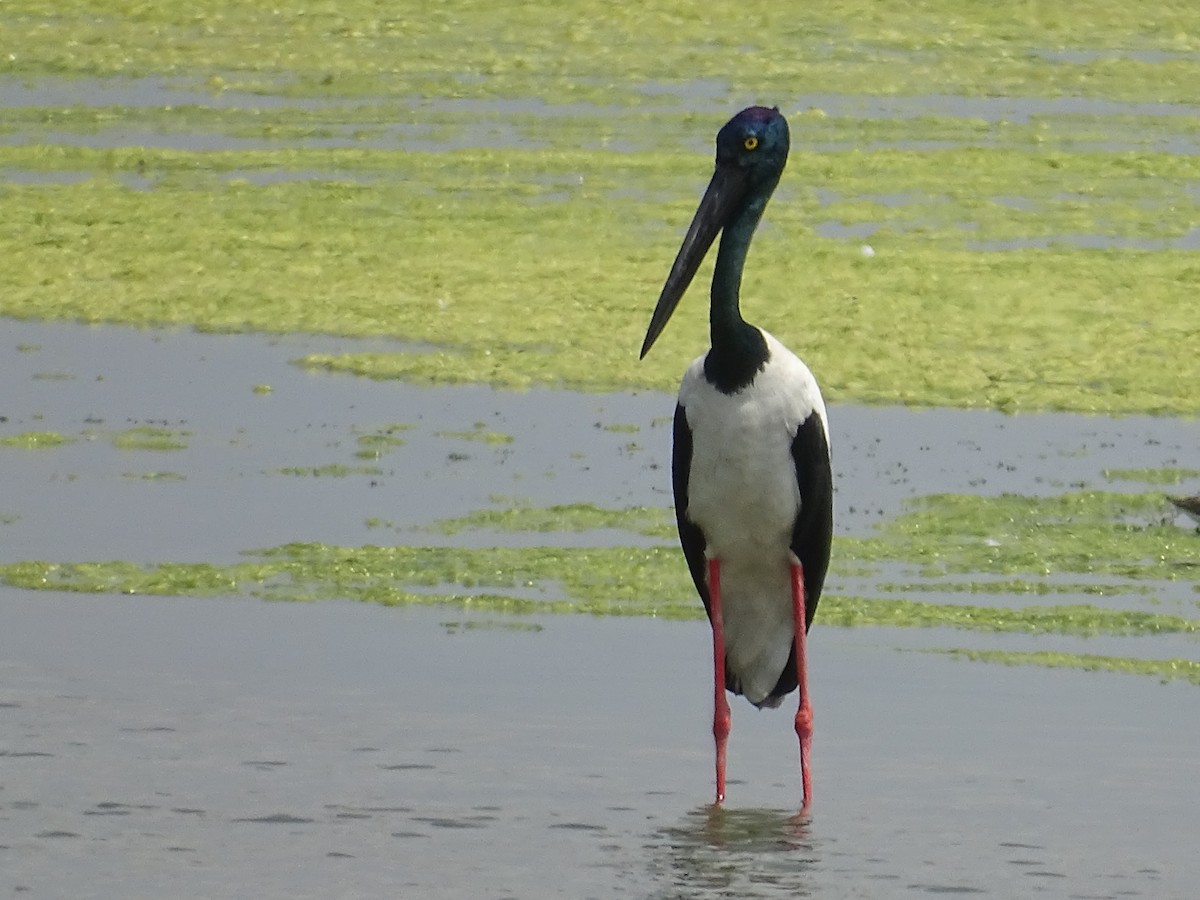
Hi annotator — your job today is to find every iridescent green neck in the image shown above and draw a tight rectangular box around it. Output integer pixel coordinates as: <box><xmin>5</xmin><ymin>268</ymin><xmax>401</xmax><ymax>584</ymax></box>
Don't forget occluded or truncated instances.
<box><xmin>705</xmin><ymin>188</ymin><xmax>773</xmax><ymax>393</ymax></box>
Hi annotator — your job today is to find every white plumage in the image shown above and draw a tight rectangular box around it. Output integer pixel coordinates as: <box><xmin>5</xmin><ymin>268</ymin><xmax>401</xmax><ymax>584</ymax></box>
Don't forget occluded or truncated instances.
<box><xmin>679</xmin><ymin>331</ymin><xmax>830</xmax><ymax>706</ymax></box>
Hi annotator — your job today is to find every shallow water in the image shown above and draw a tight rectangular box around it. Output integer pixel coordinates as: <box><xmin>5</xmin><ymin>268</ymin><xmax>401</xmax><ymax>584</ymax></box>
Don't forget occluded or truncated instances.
<box><xmin>3</xmin><ymin>320</ymin><xmax>1197</xmax><ymax>562</ymax></box>
<box><xmin>7</xmin><ymin>75</ymin><xmax>1200</xmax><ymax>156</ymax></box>
<box><xmin>2</xmin><ymin>321</ymin><xmax>1199</xmax><ymax>897</ymax></box>
<box><xmin>10</xmin><ymin>75</ymin><xmax>1198</xmax><ymax>121</ymax></box>
<box><xmin>3</xmin><ymin>595</ymin><xmax>1198</xmax><ymax>899</ymax></box>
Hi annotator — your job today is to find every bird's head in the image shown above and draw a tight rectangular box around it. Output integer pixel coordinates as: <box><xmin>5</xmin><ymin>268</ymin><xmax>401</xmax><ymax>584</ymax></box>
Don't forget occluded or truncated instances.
<box><xmin>714</xmin><ymin>105</ymin><xmax>790</xmax><ymax>186</ymax></box>
<box><xmin>640</xmin><ymin>106</ymin><xmax>789</xmax><ymax>359</ymax></box>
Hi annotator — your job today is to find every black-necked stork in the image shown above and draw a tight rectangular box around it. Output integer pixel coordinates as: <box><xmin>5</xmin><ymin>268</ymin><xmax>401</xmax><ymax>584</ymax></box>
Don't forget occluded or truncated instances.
<box><xmin>640</xmin><ymin>106</ymin><xmax>833</xmax><ymax>809</ymax></box>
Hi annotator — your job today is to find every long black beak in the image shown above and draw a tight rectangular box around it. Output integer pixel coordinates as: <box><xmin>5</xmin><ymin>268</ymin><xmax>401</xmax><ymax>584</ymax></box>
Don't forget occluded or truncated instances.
<box><xmin>640</xmin><ymin>163</ymin><xmax>749</xmax><ymax>359</ymax></box>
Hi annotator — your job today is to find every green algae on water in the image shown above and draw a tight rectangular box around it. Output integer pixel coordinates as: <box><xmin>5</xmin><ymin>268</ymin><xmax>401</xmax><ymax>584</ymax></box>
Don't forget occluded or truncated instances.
<box><xmin>929</xmin><ymin>648</ymin><xmax>1200</xmax><ymax>685</ymax></box>
<box><xmin>873</xmin><ymin>579</ymin><xmax>1155</xmax><ymax>598</ymax></box>
<box><xmin>2</xmin><ymin>489</ymin><xmax>1192</xmax><ymax>619</ymax></box>
<box><xmin>6</xmin><ymin>1</ymin><xmax>1200</xmax><ymax>103</ymax></box>
<box><xmin>273</xmin><ymin>464</ymin><xmax>383</xmax><ymax>477</ymax></box>
<box><xmin>822</xmin><ymin>597</ymin><xmax>1198</xmax><ymax>635</ymax></box>
<box><xmin>843</xmin><ymin>490</ymin><xmax>1200</xmax><ymax>578</ymax></box>
<box><xmin>1103</xmin><ymin>467</ymin><xmax>1200</xmax><ymax>485</ymax></box>
<box><xmin>436</xmin><ymin>426</ymin><xmax>515</xmax><ymax>446</ymax></box>
<box><xmin>0</xmin><ymin>560</ymin><xmax>244</xmax><ymax>597</ymax></box>
<box><xmin>3</xmin><ymin>5</ymin><xmax>1200</xmax><ymax>413</ymax></box>
<box><xmin>428</xmin><ymin>502</ymin><xmax>674</xmax><ymax>538</ymax></box>
<box><xmin>0</xmin><ymin>143</ymin><xmax>1198</xmax><ymax>412</ymax></box>
<box><xmin>112</xmin><ymin>426</ymin><xmax>189</xmax><ymax>451</ymax></box>
<box><xmin>4</xmin><ymin>479</ymin><xmax>1199</xmax><ymax>685</ymax></box>
<box><xmin>0</xmin><ymin>431</ymin><xmax>74</xmax><ymax>449</ymax></box>
<box><xmin>2</xmin><ymin>542</ymin><xmax>1197</xmax><ymax>639</ymax></box>
<box><xmin>355</xmin><ymin>434</ymin><xmax>405</xmax><ymax>458</ymax></box>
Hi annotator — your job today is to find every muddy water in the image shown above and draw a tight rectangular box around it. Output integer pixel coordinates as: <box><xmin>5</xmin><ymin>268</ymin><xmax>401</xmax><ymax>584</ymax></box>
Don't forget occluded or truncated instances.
<box><xmin>2</xmin><ymin>321</ymin><xmax>1199</xmax><ymax>897</ymax></box>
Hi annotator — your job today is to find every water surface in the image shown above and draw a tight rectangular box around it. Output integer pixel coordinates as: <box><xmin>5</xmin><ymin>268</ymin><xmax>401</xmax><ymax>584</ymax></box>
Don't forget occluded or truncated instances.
<box><xmin>1</xmin><ymin>322</ymin><xmax>1198</xmax><ymax>897</ymax></box>
<box><xmin>2</xmin><ymin>595</ymin><xmax>1196</xmax><ymax>898</ymax></box>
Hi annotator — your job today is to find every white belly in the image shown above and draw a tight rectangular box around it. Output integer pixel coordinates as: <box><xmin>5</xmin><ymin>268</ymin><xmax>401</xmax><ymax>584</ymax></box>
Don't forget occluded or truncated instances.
<box><xmin>679</xmin><ymin>331</ymin><xmax>828</xmax><ymax>706</ymax></box>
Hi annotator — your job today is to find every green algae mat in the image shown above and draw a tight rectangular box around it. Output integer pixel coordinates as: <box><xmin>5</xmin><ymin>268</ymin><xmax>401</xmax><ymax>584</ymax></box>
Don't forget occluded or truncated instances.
<box><xmin>4</xmin><ymin>488</ymin><xmax>1199</xmax><ymax>684</ymax></box>
<box><xmin>2</xmin><ymin>1</ymin><xmax>1200</xmax><ymax>413</ymax></box>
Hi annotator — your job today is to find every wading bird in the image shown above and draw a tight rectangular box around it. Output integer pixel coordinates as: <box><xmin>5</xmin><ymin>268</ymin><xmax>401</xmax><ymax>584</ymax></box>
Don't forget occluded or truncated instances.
<box><xmin>640</xmin><ymin>106</ymin><xmax>833</xmax><ymax>809</ymax></box>
<box><xmin>1170</xmin><ymin>495</ymin><xmax>1200</xmax><ymax>526</ymax></box>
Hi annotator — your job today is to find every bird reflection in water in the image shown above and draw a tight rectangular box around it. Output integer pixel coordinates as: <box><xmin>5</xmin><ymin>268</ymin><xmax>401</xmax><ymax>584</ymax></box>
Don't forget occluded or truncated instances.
<box><xmin>648</xmin><ymin>804</ymin><xmax>818</xmax><ymax>898</ymax></box>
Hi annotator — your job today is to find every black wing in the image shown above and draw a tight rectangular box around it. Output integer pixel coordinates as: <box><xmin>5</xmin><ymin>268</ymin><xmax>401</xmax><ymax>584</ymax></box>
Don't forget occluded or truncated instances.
<box><xmin>671</xmin><ymin>402</ymin><xmax>712</xmax><ymax>620</ymax></box>
<box><xmin>767</xmin><ymin>409</ymin><xmax>834</xmax><ymax>703</ymax></box>
<box><xmin>789</xmin><ymin>410</ymin><xmax>834</xmax><ymax>631</ymax></box>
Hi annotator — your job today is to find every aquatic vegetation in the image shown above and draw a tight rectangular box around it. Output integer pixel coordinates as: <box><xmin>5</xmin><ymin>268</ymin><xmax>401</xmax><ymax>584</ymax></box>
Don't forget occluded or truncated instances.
<box><xmin>0</xmin><ymin>559</ymin><xmax>242</xmax><ymax>596</ymax></box>
<box><xmin>1</xmin><ymin>143</ymin><xmax>1197</xmax><ymax>412</ymax></box>
<box><xmin>5</xmin><ymin>1</ymin><xmax>1200</xmax><ymax>103</ymax></box>
<box><xmin>435</xmin><ymin>426</ymin><xmax>515</xmax><ymax>446</ymax></box>
<box><xmin>347</xmin><ymin>423</ymin><xmax>414</xmax><ymax>459</ymax></box>
<box><xmin>1103</xmin><ymin>467</ymin><xmax>1200</xmax><ymax>485</ymax></box>
<box><xmin>930</xmin><ymin>648</ymin><xmax>1200</xmax><ymax>685</ymax></box>
<box><xmin>111</xmin><ymin>426</ymin><xmax>190</xmax><ymax>451</ymax></box>
<box><xmin>822</xmin><ymin>597</ymin><xmax>1197</xmax><ymax>635</ymax></box>
<box><xmin>0</xmin><ymin>431</ymin><xmax>74</xmax><ymax>448</ymax></box>
<box><xmin>354</xmin><ymin>426</ymin><xmax>410</xmax><ymax>458</ymax></box>
<box><xmin>2</xmin><ymin>542</ymin><xmax>1196</xmax><ymax>638</ymax></box>
<box><xmin>272</xmin><ymin>464</ymin><xmax>383</xmax><ymax>477</ymax></box>
<box><xmin>846</xmin><ymin>490</ymin><xmax>1200</xmax><ymax>578</ymax></box>
<box><xmin>874</xmin><ymin>579</ymin><xmax>1154</xmax><ymax>597</ymax></box>
<box><xmin>3</xmin><ymin>18</ymin><xmax>1200</xmax><ymax>419</ymax></box>
<box><xmin>12</xmin><ymin>488</ymin><xmax>1190</xmax><ymax>610</ymax></box>
<box><xmin>2</xmin><ymin>487</ymin><xmax>1197</xmax><ymax>681</ymax></box>
<box><xmin>426</xmin><ymin>502</ymin><xmax>673</xmax><ymax>538</ymax></box>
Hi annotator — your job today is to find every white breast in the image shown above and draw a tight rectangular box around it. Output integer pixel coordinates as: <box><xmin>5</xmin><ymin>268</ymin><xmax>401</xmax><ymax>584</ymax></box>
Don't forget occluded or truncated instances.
<box><xmin>679</xmin><ymin>330</ymin><xmax>828</xmax><ymax>706</ymax></box>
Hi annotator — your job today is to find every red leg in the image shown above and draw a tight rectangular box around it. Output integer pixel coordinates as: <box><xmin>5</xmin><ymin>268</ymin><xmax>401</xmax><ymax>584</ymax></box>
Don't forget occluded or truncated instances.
<box><xmin>708</xmin><ymin>558</ymin><xmax>731</xmax><ymax>804</ymax></box>
<box><xmin>790</xmin><ymin>562</ymin><xmax>813</xmax><ymax>811</ymax></box>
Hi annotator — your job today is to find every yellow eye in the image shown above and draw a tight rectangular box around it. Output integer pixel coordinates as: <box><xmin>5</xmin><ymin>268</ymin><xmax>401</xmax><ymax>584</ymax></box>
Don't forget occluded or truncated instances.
<box><xmin>743</xmin><ymin>136</ymin><xmax>759</xmax><ymax>151</ymax></box>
